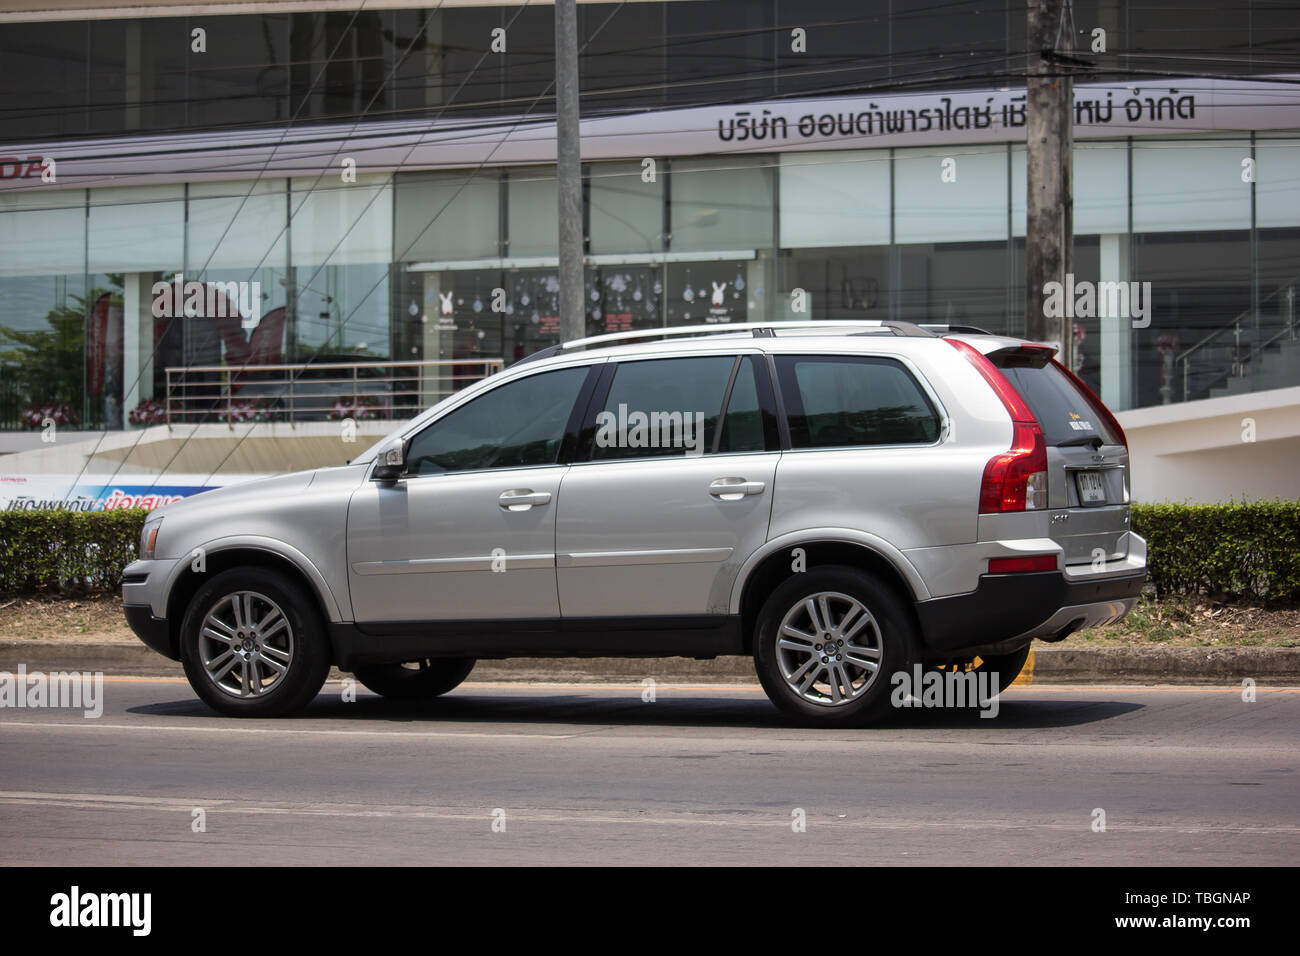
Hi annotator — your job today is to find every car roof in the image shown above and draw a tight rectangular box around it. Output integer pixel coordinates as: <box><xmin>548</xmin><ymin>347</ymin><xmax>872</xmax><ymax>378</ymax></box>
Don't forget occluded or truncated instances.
<box><xmin>508</xmin><ymin>322</ymin><xmax>1046</xmax><ymax>367</ymax></box>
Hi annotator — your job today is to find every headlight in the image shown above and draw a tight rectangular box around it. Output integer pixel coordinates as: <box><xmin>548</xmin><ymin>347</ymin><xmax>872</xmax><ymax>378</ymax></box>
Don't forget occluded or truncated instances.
<box><xmin>140</xmin><ymin>518</ymin><xmax>163</xmax><ymax>559</ymax></box>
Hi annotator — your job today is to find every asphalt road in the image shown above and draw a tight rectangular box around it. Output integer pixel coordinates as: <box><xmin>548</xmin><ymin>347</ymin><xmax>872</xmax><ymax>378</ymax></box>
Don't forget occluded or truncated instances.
<box><xmin>1</xmin><ymin>678</ymin><xmax>1297</xmax><ymax>866</ymax></box>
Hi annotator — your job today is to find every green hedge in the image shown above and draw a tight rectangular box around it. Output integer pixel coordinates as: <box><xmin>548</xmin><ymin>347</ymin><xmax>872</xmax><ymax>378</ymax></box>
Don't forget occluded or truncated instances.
<box><xmin>1132</xmin><ymin>501</ymin><xmax>1300</xmax><ymax>604</ymax></box>
<box><xmin>0</xmin><ymin>503</ymin><xmax>1297</xmax><ymax>603</ymax></box>
<box><xmin>0</xmin><ymin>508</ymin><xmax>147</xmax><ymax>595</ymax></box>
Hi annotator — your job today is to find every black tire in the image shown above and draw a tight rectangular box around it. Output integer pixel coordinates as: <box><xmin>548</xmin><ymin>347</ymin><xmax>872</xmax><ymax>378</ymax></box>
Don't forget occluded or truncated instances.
<box><xmin>179</xmin><ymin>567</ymin><xmax>331</xmax><ymax>717</ymax></box>
<box><xmin>352</xmin><ymin>658</ymin><xmax>476</xmax><ymax>700</ymax></box>
<box><xmin>932</xmin><ymin>644</ymin><xmax>1031</xmax><ymax>695</ymax></box>
<box><xmin>753</xmin><ymin>566</ymin><xmax>919</xmax><ymax>727</ymax></box>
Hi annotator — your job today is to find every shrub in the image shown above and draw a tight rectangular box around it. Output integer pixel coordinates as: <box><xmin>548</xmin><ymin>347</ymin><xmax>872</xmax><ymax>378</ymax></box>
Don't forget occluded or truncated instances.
<box><xmin>0</xmin><ymin>502</ymin><xmax>1296</xmax><ymax>604</ymax></box>
<box><xmin>0</xmin><ymin>508</ymin><xmax>147</xmax><ymax>595</ymax></box>
<box><xmin>1132</xmin><ymin>501</ymin><xmax>1300</xmax><ymax>604</ymax></box>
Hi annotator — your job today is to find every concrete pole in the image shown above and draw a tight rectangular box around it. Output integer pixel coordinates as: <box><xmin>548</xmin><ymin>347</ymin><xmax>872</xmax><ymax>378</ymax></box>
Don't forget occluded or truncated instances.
<box><xmin>555</xmin><ymin>0</ymin><xmax>584</xmax><ymax>343</ymax></box>
<box><xmin>1026</xmin><ymin>0</ymin><xmax>1074</xmax><ymax>369</ymax></box>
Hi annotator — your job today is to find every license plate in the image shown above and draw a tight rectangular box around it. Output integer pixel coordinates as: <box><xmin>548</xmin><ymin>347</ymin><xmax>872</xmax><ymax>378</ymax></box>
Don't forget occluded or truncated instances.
<box><xmin>1076</xmin><ymin>470</ymin><xmax>1107</xmax><ymax>505</ymax></box>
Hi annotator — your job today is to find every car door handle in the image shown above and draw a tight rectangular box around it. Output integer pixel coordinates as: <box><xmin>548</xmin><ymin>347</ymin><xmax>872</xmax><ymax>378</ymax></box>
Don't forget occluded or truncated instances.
<box><xmin>499</xmin><ymin>489</ymin><xmax>552</xmax><ymax>511</ymax></box>
<box><xmin>709</xmin><ymin>478</ymin><xmax>765</xmax><ymax>500</ymax></box>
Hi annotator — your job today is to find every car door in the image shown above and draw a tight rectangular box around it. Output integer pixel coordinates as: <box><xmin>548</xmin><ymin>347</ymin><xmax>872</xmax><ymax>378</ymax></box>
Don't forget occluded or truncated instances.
<box><xmin>347</xmin><ymin>363</ymin><xmax>594</xmax><ymax>624</ymax></box>
<box><xmin>555</xmin><ymin>353</ymin><xmax>780</xmax><ymax>619</ymax></box>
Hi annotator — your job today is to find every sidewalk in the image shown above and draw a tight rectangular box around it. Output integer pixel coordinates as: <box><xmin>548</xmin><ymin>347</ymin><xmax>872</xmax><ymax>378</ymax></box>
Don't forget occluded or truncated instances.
<box><xmin>1</xmin><ymin>641</ymin><xmax>1297</xmax><ymax>684</ymax></box>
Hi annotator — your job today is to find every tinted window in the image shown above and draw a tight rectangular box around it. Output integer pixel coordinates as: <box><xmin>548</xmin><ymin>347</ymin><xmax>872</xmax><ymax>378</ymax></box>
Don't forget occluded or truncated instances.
<box><xmin>405</xmin><ymin>367</ymin><xmax>587</xmax><ymax>475</ymax></box>
<box><xmin>996</xmin><ymin>361</ymin><xmax>1121</xmax><ymax>446</ymax></box>
<box><xmin>592</xmin><ymin>356</ymin><xmax>734</xmax><ymax>460</ymax></box>
<box><xmin>775</xmin><ymin>355</ymin><xmax>941</xmax><ymax>448</ymax></box>
<box><xmin>717</xmin><ymin>356</ymin><xmax>768</xmax><ymax>453</ymax></box>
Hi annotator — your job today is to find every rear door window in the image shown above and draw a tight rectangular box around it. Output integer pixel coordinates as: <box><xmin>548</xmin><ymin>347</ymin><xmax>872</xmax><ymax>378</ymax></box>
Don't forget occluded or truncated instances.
<box><xmin>774</xmin><ymin>355</ymin><xmax>942</xmax><ymax>448</ymax></box>
<box><xmin>591</xmin><ymin>355</ymin><xmax>733</xmax><ymax>460</ymax></box>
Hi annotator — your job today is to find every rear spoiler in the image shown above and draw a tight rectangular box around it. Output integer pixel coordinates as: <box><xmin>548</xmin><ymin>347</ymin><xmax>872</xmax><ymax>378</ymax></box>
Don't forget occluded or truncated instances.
<box><xmin>983</xmin><ymin>343</ymin><xmax>1058</xmax><ymax>369</ymax></box>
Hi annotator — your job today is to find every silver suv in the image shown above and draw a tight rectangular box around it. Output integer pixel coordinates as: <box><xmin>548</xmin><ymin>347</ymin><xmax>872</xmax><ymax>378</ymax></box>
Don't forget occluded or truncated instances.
<box><xmin>122</xmin><ymin>321</ymin><xmax>1146</xmax><ymax>725</ymax></box>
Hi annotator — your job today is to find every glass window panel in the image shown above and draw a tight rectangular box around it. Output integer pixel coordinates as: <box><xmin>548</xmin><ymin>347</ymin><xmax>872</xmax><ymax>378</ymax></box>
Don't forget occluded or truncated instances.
<box><xmin>894</xmin><ymin>146</ymin><xmax>1007</xmax><ymax>244</ymax></box>
<box><xmin>0</xmin><ymin>22</ymin><xmax>89</xmax><ymax>139</ymax></box>
<box><xmin>507</xmin><ymin>167</ymin><xmax>558</xmax><ymax>258</ymax></box>
<box><xmin>775</xmin><ymin>355</ymin><xmax>941</xmax><ymax>448</ymax></box>
<box><xmin>897</xmin><ymin>241</ymin><xmax>1011</xmax><ymax>331</ymax></box>
<box><xmin>290</xmin><ymin>174</ymin><xmax>392</xmax><ymax>266</ymax></box>
<box><xmin>1132</xmin><ymin>140</ymin><xmax>1251</xmax><ymax>233</ymax></box>
<box><xmin>670</xmin><ymin>158</ymin><xmax>773</xmax><ymax>253</ymax></box>
<box><xmin>88</xmin><ymin>185</ymin><xmax>185</xmax><ymax>274</ymax></box>
<box><xmin>666</xmin><ymin>259</ymin><xmax>751</xmax><ymax>326</ymax></box>
<box><xmin>1257</xmin><ymin>141</ymin><xmax>1300</xmax><ymax>229</ymax></box>
<box><xmin>187</xmin><ymin>179</ymin><xmax>287</xmax><ymax>274</ymax></box>
<box><xmin>592</xmin><ymin>355</ymin><xmax>734</xmax><ymax>460</ymax></box>
<box><xmin>589</xmin><ymin>161</ymin><xmax>663</xmax><ymax>255</ymax></box>
<box><xmin>395</xmin><ymin>170</ymin><xmax>499</xmax><ymax>263</ymax></box>
<box><xmin>717</xmin><ymin>355</ymin><xmax>767</xmax><ymax>453</ymax></box>
<box><xmin>0</xmin><ymin>190</ymin><xmax>85</xmax><ymax>277</ymax></box>
<box><xmin>406</xmin><ymin>366</ymin><xmax>587</xmax><ymax>474</ymax></box>
<box><xmin>0</xmin><ymin>272</ymin><xmax>88</xmax><ymax>429</ymax></box>
<box><xmin>780</xmin><ymin>150</ymin><xmax>890</xmax><ymax>249</ymax></box>
<box><xmin>1012</xmin><ymin>143</ymin><xmax>1128</xmax><ymax>237</ymax></box>
<box><xmin>185</xmin><ymin>14</ymin><xmax>290</xmax><ymax>129</ymax></box>
<box><xmin>782</xmin><ymin>246</ymin><xmax>890</xmax><ymax>322</ymax></box>
<box><xmin>665</xmin><ymin>1</ymin><xmax>773</xmax><ymax>107</ymax></box>
<box><xmin>293</xmin><ymin>263</ymin><xmax>389</xmax><ymax>359</ymax></box>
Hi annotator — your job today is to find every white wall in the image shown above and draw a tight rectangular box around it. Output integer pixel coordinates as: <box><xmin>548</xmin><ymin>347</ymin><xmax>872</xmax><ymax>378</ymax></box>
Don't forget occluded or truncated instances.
<box><xmin>1117</xmin><ymin>386</ymin><xmax>1300</xmax><ymax>503</ymax></box>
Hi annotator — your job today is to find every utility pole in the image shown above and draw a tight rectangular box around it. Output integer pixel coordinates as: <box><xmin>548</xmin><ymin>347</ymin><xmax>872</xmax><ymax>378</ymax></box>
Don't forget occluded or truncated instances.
<box><xmin>555</xmin><ymin>0</ymin><xmax>584</xmax><ymax>343</ymax></box>
<box><xmin>1026</xmin><ymin>0</ymin><xmax>1074</xmax><ymax>369</ymax></box>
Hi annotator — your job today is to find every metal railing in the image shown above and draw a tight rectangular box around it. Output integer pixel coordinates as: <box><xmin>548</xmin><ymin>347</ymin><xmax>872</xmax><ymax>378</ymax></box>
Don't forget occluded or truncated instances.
<box><xmin>164</xmin><ymin>358</ymin><xmax>504</xmax><ymax>424</ymax></box>
<box><xmin>1177</xmin><ymin>283</ymin><xmax>1297</xmax><ymax>402</ymax></box>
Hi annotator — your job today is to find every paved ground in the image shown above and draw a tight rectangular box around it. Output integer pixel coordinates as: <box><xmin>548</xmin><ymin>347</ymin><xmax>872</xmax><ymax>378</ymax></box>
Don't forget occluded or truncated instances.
<box><xmin>1</xmin><ymin>678</ymin><xmax>1297</xmax><ymax>866</ymax></box>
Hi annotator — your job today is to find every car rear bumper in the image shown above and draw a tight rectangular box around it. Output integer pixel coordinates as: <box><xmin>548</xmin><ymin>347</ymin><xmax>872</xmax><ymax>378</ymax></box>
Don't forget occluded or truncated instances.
<box><xmin>915</xmin><ymin>567</ymin><xmax>1145</xmax><ymax>656</ymax></box>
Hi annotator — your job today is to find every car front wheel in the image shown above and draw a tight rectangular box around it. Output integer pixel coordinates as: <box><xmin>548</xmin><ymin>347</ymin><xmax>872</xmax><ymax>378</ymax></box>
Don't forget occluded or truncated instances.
<box><xmin>179</xmin><ymin>568</ymin><xmax>331</xmax><ymax>717</ymax></box>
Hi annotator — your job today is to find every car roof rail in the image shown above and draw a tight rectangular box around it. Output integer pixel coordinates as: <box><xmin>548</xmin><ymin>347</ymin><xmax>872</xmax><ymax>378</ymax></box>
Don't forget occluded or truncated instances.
<box><xmin>919</xmin><ymin>323</ymin><xmax>995</xmax><ymax>335</ymax></box>
<box><xmin>508</xmin><ymin>321</ymin><xmax>935</xmax><ymax>364</ymax></box>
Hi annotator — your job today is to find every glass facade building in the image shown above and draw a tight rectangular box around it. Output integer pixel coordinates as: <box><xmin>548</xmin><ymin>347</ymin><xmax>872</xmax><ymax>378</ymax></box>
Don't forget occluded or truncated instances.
<box><xmin>2</xmin><ymin>1</ymin><xmax>1298</xmax><ymax>431</ymax></box>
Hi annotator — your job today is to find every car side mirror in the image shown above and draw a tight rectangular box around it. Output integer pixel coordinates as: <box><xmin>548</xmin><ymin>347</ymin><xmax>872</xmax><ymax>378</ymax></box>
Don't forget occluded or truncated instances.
<box><xmin>372</xmin><ymin>438</ymin><xmax>407</xmax><ymax>481</ymax></box>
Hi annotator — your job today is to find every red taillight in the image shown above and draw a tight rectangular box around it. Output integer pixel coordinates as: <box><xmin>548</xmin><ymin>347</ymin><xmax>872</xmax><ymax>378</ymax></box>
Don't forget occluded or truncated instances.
<box><xmin>988</xmin><ymin>555</ymin><xmax>1057</xmax><ymax>574</ymax></box>
<box><xmin>948</xmin><ymin>338</ymin><xmax>1049</xmax><ymax>513</ymax></box>
<box><xmin>1051</xmin><ymin>358</ymin><xmax>1128</xmax><ymax>448</ymax></box>
<box><xmin>979</xmin><ymin>421</ymin><xmax>1049</xmax><ymax>512</ymax></box>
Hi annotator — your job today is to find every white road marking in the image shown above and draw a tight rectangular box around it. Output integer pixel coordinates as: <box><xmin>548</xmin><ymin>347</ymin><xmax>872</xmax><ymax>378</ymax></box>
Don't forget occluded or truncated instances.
<box><xmin>0</xmin><ymin>790</ymin><xmax>1296</xmax><ymax>833</ymax></box>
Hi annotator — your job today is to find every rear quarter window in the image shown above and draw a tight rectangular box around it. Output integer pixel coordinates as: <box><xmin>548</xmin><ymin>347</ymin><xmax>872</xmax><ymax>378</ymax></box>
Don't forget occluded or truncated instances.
<box><xmin>774</xmin><ymin>355</ymin><xmax>942</xmax><ymax>449</ymax></box>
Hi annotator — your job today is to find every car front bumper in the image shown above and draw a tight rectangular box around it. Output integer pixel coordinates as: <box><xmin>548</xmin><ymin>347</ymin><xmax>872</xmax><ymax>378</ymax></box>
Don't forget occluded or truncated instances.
<box><xmin>122</xmin><ymin>558</ymin><xmax>179</xmax><ymax>659</ymax></box>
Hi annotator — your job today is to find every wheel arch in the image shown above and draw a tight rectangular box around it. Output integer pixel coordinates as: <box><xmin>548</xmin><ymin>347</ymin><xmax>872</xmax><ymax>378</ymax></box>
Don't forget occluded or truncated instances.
<box><xmin>733</xmin><ymin>533</ymin><xmax>928</xmax><ymax>654</ymax></box>
<box><xmin>163</xmin><ymin>543</ymin><xmax>340</xmax><ymax>661</ymax></box>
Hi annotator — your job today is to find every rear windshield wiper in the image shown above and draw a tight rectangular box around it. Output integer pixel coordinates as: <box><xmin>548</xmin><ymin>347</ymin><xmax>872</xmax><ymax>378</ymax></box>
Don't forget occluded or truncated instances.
<box><xmin>1056</xmin><ymin>434</ymin><xmax>1104</xmax><ymax>448</ymax></box>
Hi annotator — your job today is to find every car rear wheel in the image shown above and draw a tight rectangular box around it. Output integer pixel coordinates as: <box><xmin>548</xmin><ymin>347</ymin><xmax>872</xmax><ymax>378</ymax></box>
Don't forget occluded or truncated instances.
<box><xmin>352</xmin><ymin>658</ymin><xmax>476</xmax><ymax>700</ymax></box>
<box><xmin>754</xmin><ymin>566</ymin><xmax>918</xmax><ymax>727</ymax></box>
<box><xmin>179</xmin><ymin>568</ymin><xmax>331</xmax><ymax>717</ymax></box>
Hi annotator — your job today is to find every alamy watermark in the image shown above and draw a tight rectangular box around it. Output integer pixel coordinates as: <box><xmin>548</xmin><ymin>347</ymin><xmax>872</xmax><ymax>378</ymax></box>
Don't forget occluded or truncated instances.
<box><xmin>890</xmin><ymin>664</ymin><xmax>1000</xmax><ymax>718</ymax></box>
<box><xmin>1043</xmin><ymin>274</ymin><xmax>1152</xmax><ymax>329</ymax></box>
<box><xmin>594</xmin><ymin>405</ymin><xmax>707</xmax><ymax>456</ymax></box>
<box><xmin>152</xmin><ymin>273</ymin><xmax>262</xmax><ymax>330</ymax></box>
<box><xmin>50</xmin><ymin>886</ymin><xmax>150</xmax><ymax>936</ymax></box>
<box><xmin>0</xmin><ymin>664</ymin><xmax>103</xmax><ymax>718</ymax></box>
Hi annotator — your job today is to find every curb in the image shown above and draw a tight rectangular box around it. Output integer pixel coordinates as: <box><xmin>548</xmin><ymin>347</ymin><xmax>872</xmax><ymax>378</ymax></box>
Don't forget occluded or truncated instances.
<box><xmin>0</xmin><ymin>641</ymin><xmax>1297</xmax><ymax>685</ymax></box>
